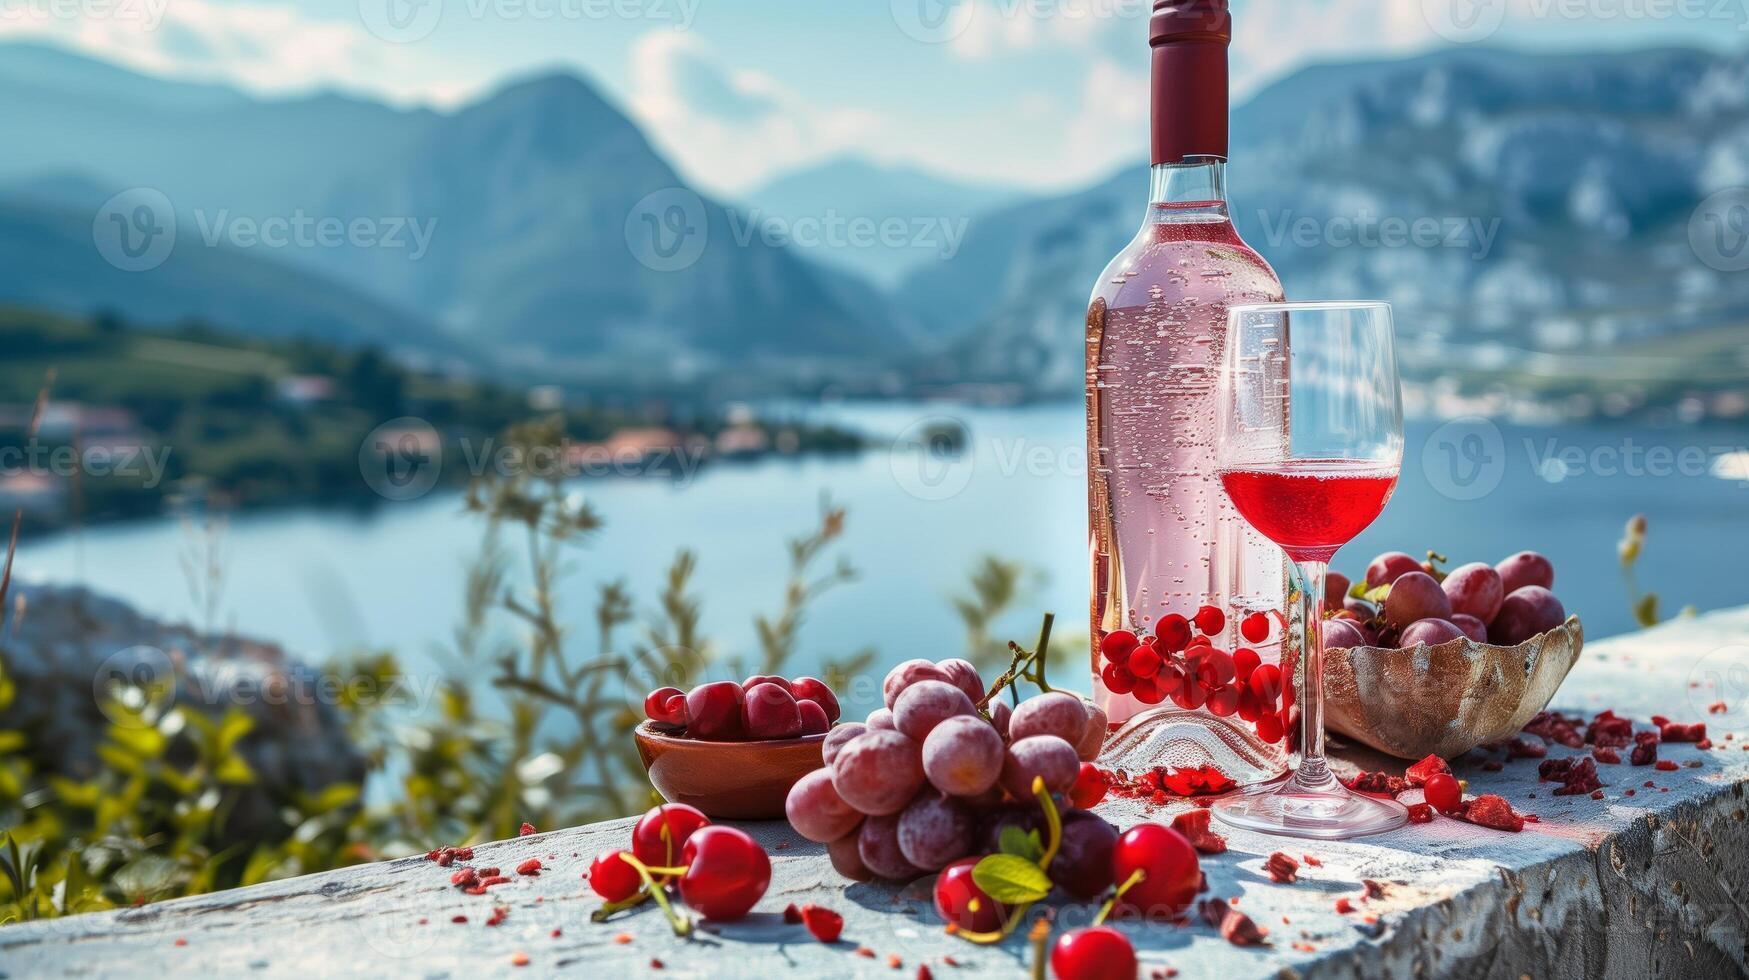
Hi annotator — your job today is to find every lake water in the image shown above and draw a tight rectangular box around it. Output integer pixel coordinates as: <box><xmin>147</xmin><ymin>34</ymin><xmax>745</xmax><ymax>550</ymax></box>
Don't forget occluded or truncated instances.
<box><xmin>15</xmin><ymin>402</ymin><xmax>1749</xmax><ymax>697</ymax></box>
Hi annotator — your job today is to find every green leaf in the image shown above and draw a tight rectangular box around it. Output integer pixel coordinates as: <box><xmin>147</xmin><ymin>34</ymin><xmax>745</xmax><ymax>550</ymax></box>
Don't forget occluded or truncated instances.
<box><xmin>998</xmin><ymin>826</ymin><xmax>1044</xmax><ymax>864</ymax></box>
<box><xmin>971</xmin><ymin>853</ymin><xmax>1051</xmax><ymax>905</ymax></box>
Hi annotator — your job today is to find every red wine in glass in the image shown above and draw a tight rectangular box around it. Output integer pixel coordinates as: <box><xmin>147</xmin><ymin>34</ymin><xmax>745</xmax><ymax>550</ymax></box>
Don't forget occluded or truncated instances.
<box><xmin>1219</xmin><ymin>462</ymin><xmax>1398</xmax><ymax>563</ymax></box>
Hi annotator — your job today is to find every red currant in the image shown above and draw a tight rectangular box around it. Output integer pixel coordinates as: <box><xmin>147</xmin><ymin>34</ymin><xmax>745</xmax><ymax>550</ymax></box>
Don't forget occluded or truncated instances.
<box><xmin>1193</xmin><ymin>604</ymin><xmax>1225</xmax><ymax>636</ymax></box>
<box><xmin>1127</xmin><ymin>642</ymin><xmax>1162</xmax><ymax>679</ymax></box>
<box><xmin>678</xmin><ymin>826</ymin><xmax>770</xmax><ymax>921</ymax></box>
<box><xmin>1231</xmin><ymin>647</ymin><xmax>1261</xmax><ymax>684</ymax></box>
<box><xmin>631</xmin><ymin>803</ymin><xmax>710</xmax><ymax>866</ymax></box>
<box><xmin>1205</xmin><ymin>685</ymin><xmax>1240</xmax><ymax>717</ymax></box>
<box><xmin>1069</xmin><ymin>762</ymin><xmax>1108</xmax><ymax>809</ymax></box>
<box><xmin>1050</xmin><ymin>926</ymin><xmax>1136</xmax><ymax>980</ymax></box>
<box><xmin>1423</xmin><ymin>772</ymin><xmax>1462</xmax><ymax>814</ymax></box>
<box><xmin>1100</xmin><ymin>661</ymin><xmax>1136</xmax><ymax>695</ymax></box>
<box><xmin>933</xmin><ymin>857</ymin><xmax>1005</xmax><ymax>933</ymax></box>
<box><xmin>644</xmin><ymin>686</ymin><xmax>687</xmax><ymax>726</ymax></box>
<box><xmin>588</xmin><ymin>850</ymin><xmax>641</xmax><ymax>902</ymax></box>
<box><xmin>1152</xmin><ymin>659</ymin><xmax>1184</xmax><ymax>697</ymax></box>
<box><xmin>1255</xmin><ymin>712</ymin><xmax>1285</xmax><ymax>744</ymax></box>
<box><xmin>1099</xmin><ymin>630</ymin><xmax>1139</xmax><ymax>664</ymax></box>
<box><xmin>1239</xmin><ymin>611</ymin><xmax>1270</xmax><ymax>643</ymax></box>
<box><xmin>1111</xmin><ymin>823</ymin><xmax>1200</xmax><ymax>919</ymax></box>
<box><xmin>1132</xmin><ymin>676</ymin><xmax>1165</xmax><ymax>705</ymax></box>
<box><xmin>1248</xmin><ymin>663</ymin><xmax>1283</xmax><ymax>704</ymax></box>
<box><xmin>1154</xmin><ymin>614</ymin><xmax>1191</xmax><ymax>652</ymax></box>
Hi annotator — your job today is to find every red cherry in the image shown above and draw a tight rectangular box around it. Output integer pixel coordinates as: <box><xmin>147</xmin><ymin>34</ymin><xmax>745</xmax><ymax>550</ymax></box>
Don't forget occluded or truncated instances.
<box><xmin>1128</xmin><ymin>642</ymin><xmax>1162</xmax><ymax>679</ymax></box>
<box><xmin>933</xmin><ymin>857</ymin><xmax>1006</xmax><ymax>933</ymax></box>
<box><xmin>1193</xmin><ymin>605</ymin><xmax>1225</xmax><ymax>636</ymax></box>
<box><xmin>743</xmin><ymin>681</ymin><xmax>804</xmax><ymax>739</ymax></box>
<box><xmin>1154</xmin><ymin>614</ymin><xmax>1191</xmax><ymax>652</ymax></box>
<box><xmin>797</xmin><ymin>698</ymin><xmax>830</xmax><ymax>735</ymax></box>
<box><xmin>644</xmin><ymin>686</ymin><xmax>687</xmax><ymax>726</ymax></box>
<box><xmin>1099</xmin><ymin>630</ymin><xmax>1139</xmax><ymax>664</ymax></box>
<box><xmin>1423</xmin><ymin>772</ymin><xmax>1462</xmax><ymax>814</ymax></box>
<box><xmin>588</xmin><ymin>850</ymin><xmax>641</xmax><ymax>901</ymax></box>
<box><xmin>685</xmin><ymin>681</ymin><xmax>746</xmax><ymax>740</ymax></box>
<box><xmin>1100</xmin><ymin>661</ymin><xmax>1136</xmax><ymax>695</ymax></box>
<box><xmin>788</xmin><ymin>676</ymin><xmax>841</xmax><ymax>723</ymax></box>
<box><xmin>1111</xmin><ymin>823</ymin><xmax>1200</xmax><ymax>919</ymax></box>
<box><xmin>1069</xmin><ymin>762</ymin><xmax>1108</xmax><ymax>809</ymax></box>
<box><xmin>1239</xmin><ymin>611</ymin><xmax>1271</xmax><ymax>643</ymax></box>
<box><xmin>678</xmin><ymin>826</ymin><xmax>771</xmax><ymax>921</ymax></box>
<box><xmin>741</xmin><ymin>674</ymin><xmax>787</xmax><ymax>692</ymax></box>
<box><xmin>631</xmin><ymin>803</ymin><xmax>710</xmax><ymax>866</ymax></box>
<box><xmin>1050</xmin><ymin>926</ymin><xmax>1136</xmax><ymax>980</ymax></box>
<box><xmin>1231</xmin><ymin>648</ymin><xmax>1260</xmax><ymax>684</ymax></box>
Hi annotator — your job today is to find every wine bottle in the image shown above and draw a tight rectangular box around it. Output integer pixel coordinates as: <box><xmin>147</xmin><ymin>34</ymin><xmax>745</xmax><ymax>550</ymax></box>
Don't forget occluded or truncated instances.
<box><xmin>1085</xmin><ymin>0</ymin><xmax>1289</xmax><ymax>790</ymax></box>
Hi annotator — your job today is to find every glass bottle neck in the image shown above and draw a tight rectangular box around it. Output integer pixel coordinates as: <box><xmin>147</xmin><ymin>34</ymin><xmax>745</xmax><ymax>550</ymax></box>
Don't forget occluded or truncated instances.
<box><xmin>1148</xmin><ymin>157</ymin><xmax>1229</xmax><ymax>223</ymax></box>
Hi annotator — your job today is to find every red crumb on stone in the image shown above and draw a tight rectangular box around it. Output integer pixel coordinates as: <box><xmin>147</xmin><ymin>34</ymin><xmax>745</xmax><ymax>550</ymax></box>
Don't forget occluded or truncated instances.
<box><xmin>1171</xmin><ymin>808</ymin><xmax>1228</xmax><ymax>854</ymax></box>
<box><xmin>613</xmin><ymin>933</ymin><xmax>633</xmax><ymax>944</ymax></box>
<box><xmin>1335</xmin><ymin>898</ymin><xmax>1355</xmax><ymax>914</ymax></box>
<box><xmin>510</xmin><ymin>952</ymin><xmax>530</xmax><ymax>967</ymax></box>
<box><xmin>1264</xmin><ymin>852</ymin><xmax>1300</xmax><ymax>883</ymax></box>
<box><xmin>1655</xmin><ymin>759</ymin><xmax>1680</xmax><ymax>772</ymax></box>
<box><xmin>519</xmin><ymin>822</ymin><xmax>538</xmax><ymax>836</ymax></box>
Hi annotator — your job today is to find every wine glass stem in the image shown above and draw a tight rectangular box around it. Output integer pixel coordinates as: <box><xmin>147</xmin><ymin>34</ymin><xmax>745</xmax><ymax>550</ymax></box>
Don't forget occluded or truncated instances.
<box><xmin>1290</xmin><ymin>559</ymin><xmax>1337</xmax><ymax>792</ymax></box>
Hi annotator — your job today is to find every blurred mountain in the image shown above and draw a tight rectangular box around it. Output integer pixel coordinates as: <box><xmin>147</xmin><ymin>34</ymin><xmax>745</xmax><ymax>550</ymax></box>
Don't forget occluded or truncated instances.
<box><xmin>741</xmin><ymin>157</ymin><xmax>1025</xmax><ymax>287</ymax></box>
<box><xmin>0</xmin><ymin>44</ymin><xmax>913</xmax><ymax>382</ymax></box>
<box><xmin>909</xmin><ymin>46</ymin><xmax>1749</xmax><ymax>417</ymax></box>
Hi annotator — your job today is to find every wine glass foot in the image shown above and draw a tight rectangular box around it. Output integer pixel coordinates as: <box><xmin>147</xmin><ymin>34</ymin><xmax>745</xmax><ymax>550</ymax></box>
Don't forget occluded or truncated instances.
<box><xmin>1211</xmin><ymin>775</ymin><xmax>1407</xmax><ymax>840</ymax></box>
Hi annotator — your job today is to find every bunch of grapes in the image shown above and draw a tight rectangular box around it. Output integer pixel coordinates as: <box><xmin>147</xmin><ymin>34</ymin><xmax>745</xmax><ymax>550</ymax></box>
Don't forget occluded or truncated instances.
<box><xmin>1326</xmin><ymin>550</ymin><xmax>1567</xmax><ymax>651</ymax></box>
<box><xmin>1098</xmin><ymin>604</ymin><xmax>1291</xmax><ymax>748</ymax></box>
<box><xmin>783</xmin><ymin>657</ymin><xmax>1118</xmax><ymax>899</ymax></box>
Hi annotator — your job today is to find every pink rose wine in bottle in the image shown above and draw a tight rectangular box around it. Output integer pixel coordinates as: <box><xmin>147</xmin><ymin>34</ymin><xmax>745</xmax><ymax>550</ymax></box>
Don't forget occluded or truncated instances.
<box><xmin>1086</xmin><ymin>0</ymin><xmax>1289</xmax><ymax>790</ymax></box>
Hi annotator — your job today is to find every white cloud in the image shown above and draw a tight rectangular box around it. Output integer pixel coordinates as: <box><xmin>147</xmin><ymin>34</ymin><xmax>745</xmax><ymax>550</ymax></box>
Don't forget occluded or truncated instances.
<box><xmin>0</xmin><ymin>0</ymin><xmax>445</xmax><ymax>104</ymax></box>
<box><xmin>626</xmin><ymin>31</ymin><xmax>887</xmax><ymax>194</ymax></box>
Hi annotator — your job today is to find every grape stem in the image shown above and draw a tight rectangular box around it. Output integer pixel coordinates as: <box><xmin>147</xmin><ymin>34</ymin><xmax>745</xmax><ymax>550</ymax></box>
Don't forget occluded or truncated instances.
<box><xmin>978</xmin><ymin>613</ymin><xmax>1056</xmax><ymax>711</ymax></box>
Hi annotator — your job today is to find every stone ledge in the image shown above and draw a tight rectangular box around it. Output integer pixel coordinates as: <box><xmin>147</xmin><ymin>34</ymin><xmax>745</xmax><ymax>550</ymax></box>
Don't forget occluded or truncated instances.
<box><xmin>3</xmin><ymin>608</ymin><xmax>1746</xmax><ymax>978</ymax></box>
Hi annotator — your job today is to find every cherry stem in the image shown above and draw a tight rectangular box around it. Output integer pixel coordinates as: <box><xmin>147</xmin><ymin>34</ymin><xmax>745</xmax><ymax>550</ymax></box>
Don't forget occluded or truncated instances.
<box><xmin>1027</xmin><ymin>917</ymin><xmax>1052</xmax><ymax>980</ymax></box>
<box><xmin>589</xmin><ymin>889</ymin><xmax>653</xmax><ymax>922</ymax></box>
<box><xmin>1032</xmin><ymin>777</ymin><xmax>1062</xmax><ymax>871</ymax></box>
<box><xmin>615</xmin><ymin>851</ymin><xmax>691</xmax><ymax>937</ymax></box>
<box><xmin>1092</xmin><ymin>869</ymin><xmax>1146</xmax><ymax>927</ymax></box>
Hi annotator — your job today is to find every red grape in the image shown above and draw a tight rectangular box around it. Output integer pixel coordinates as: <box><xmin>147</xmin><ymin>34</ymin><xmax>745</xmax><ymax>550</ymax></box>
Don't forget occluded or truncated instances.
<box><xmin>830</xmin><ymin>730</ymin><xmax>925</xmax><ymax>815</ymax></box>
<box><xmin>1494</xmin><ymin>551</ymin><xmax>1554</xmax><ymax>594</ymax></box>
<box><xmin>826</xmin><ymin>831</ymin><xmax>871</xmax><ymax>880</ymax></box>
<box><xmin>1325</xmin><ymin>570</ymin><xmax>1352</xmax><ymax>608</ymax></box>
<box><xmin>893</xmin><ymin>680</ymin><xmax>976</xmax><ymax>741</ymax></box>
<box><xmin>1050</xmin><ymin>809</ymin><xmax>1118</xmax><ymax>899</ymax></box>
<box><xmin>935</xmin><ymin>658</ymin><xmax>987</xmax><ymax>703</ymax></box>
<box><xmin>821</xmin><ymin>722</ymin><xmax>866</xmax><ymax>765</ymax></box>
<box><xmin>866</xmin><ymin>708</ymin><xmax>896</xmax><ymax>731</ymax></box>
<box><xmin>896</xmin><ymin>792</ymin><xmax>973</xmax><ymax>870</ymax></box>
<box><xmin>1007</xmin><ymin>691</ymin><xmax>1089</xmax><ymax>745</ymax></box>
<box><xmin>1366</xmin><ymin>551</ymin><xmax>1422</xmax><ymax>587</ymax></box>
<box><xmin>1074</xmin><ymin>701</ymin><xmax>1108</xmax><ymax>761</ymax></box>
<box><xmin>1451</xmin><ymin>613</ymin><xmax>1488</xmax><ymax>643</ymax></box>
<box><xmin>1068</xmin><ymin>762</ymin><xmax>1107</xmax><ymax>809</ymax></box>
<box><xmin>1441</xmin><ymin>562</ymin><xmax>1504</xmax><ymax>623</ymax></box>
<box><xmin>788</xmin><ymin>676</ymin><xmax>840</xmax><ymax>723</ymax></box>
<box><xmin>856</xmin><ymin>813</ymin><xmax>922</xmax><ymax>881</ymax></box>
<box><xmin>785</xmin><ymin>768</ymin><xmax>862</xmax><ymax>843</ymax></box>
<box><xmin>999</xmin><ymin>735</ymin><xmax>1079</xmax><ymax>798</ymax></box>
<box><xmin>989</xmin><ymin>700</ymin><xmax>1012</xmax><ymax>740</ymax></box>
<box><xmin>1399</xmin><ymin>618</ymin><xmax>1467</xmax><ymax>647</ymax></box>
<box><xmin>684</xmin><ymin>681</ymin><xmax>745</xmax><ymax>740</ymax></box>
<box><xmin>1382</xmin><ymin>571</ymin><xmax>1451</xmax><ymax>629</ymax></box>
<box><xmin>742</xmin><ymin>681</ymin><xmax>803</xmax><ymax>740</ymax></box>
<box><xmin>1488</xmin><ymin>585</ymin><xmax>1565</xmax><ymax>645</ymax></box>
<box><xmin>882</xmin><ymin>659</ymin><xmax>954</xmax><ymax>708</ymax></box>
<box><xmin>921</xmin><ymin>714</ymin><xmax>1004</xmax><ymax>796</ymax></box>
<box><xmin>1321</xmin><ymin>618</ymin><xmax>1367</xmax><ymax>650</ymax></box>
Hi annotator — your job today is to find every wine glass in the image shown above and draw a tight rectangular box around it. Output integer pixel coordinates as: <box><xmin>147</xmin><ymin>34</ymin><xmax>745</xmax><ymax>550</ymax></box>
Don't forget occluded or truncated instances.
<box><xmin>1211</xmin><ymin>301</ymin><xmax>1407</xmax><ymax>839</ymax></box>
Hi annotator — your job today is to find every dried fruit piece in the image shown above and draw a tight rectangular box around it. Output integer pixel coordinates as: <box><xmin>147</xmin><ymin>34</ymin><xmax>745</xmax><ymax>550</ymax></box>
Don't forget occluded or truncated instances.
<box><xmin>1199</xmin><ymin>898</ymin><xmax>1267</xmax><ymax>946</ymax></box>
<box><xmin>800</xmin><ymin>904</ymin><xmax>844</xmax><ymax>943</ymax></box>
<box><xmin>1346</xmin><ymin>771</ymin><xmax>1409</xmax><ymax>797</ymax></box>
<box><xmin>1263</xmin><ymin>852</ymin><xmax>1299</xmax><ymax>884</ymax></box>
<box><xmin>1404</xmin><ymin>754</ymin><xmax>1453</xmax><ymax>787</ymax></box>
<box><xmin>1456</xmin><ymin>794</ymin><xmax>1526</xmax><ymax>832</ymax></box>
<box><xmin>1661</xmin><ymin>722</ymin><xmax>1706</xmax><ymax>743</ymax></box>
<box><xmin>1406</xmin><ymin>803</ymin><xmax>1434</xmax><ymax>823</ymax></box>
<box><xmin>1170</xmin><ymin>809</ymin><xmax>1228</xmax><ymax>855</ymax></box>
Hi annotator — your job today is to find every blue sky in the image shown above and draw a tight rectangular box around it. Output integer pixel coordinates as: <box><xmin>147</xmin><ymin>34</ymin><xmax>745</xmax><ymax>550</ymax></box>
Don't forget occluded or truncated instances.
<box><xmin>3</xmin><ymin>0</ymin><xmax>1745</xmax><ymax>194</ymax></box>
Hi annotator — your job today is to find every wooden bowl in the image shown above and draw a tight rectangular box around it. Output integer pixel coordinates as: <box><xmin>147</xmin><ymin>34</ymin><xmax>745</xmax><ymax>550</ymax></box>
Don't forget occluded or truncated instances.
<box><xmin>1324</xmin><ymin>616</ymin><xmax>1584</xmax><ymax>760</ymax></box>
<box><xmin>633</xmin><ymin>720</ymin><xmax>827</xmax><ymax>820</ymax></box>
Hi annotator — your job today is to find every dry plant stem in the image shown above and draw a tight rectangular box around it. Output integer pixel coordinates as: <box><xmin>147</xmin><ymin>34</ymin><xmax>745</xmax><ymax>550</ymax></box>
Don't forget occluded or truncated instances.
<box><xmin>977</xmin><ymin>613</ymin><xmax>1056</xmax><ymax>711</ymax></box>
<box><xmin>0</xmin><ymin>371</ymin><xmax>52</xmax><ymax>639</ymax></box>
<box><xmin>1028</xmin><ymin>916</ymin><xmax>1052</xmax><ymax>980</ymax></box>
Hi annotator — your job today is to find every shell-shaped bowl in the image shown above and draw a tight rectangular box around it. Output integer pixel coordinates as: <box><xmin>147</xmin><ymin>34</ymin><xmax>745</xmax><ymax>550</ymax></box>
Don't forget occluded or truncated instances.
<box><xmin>633</xmin><ymin>720</ymin><xmax>827</xmax><ymax>820</ymax></box>
<box><xmin>1324</xmin><ymin>616</ymin><xmax>1584</xmax><ymax>760</ymax></box>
